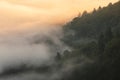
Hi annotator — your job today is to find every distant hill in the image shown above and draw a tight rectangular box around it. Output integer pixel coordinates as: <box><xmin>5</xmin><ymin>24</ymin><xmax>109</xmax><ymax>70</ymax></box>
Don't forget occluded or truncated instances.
<box><xmin>0</xmin><ymin>1</ymin><xmax>120</xmax><ymax>80</ymax></box>
<box><xmin>61</xmin><ymin>1</ymin><xmax>120</xmax><ymax>80</ymax></box>
<box><xmin>63</xmin><ymin>1</ymin><xmax>120</xmax><ymax>47</ymax></box>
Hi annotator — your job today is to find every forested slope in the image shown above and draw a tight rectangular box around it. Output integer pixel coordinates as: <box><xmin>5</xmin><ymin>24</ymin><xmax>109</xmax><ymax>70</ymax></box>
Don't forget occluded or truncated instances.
<box><xmin>63</xmin><ymin>1</ymin><xmax>120</xmax><ymax>47</ymax></box>
<box><xmin>61</xmin><ymin>1</ymin><xmax>120</xmax><ymax>80</ymax></box>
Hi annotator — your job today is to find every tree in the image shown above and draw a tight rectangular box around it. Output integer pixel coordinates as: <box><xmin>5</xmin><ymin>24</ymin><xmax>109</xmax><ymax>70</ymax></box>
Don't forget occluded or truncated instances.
<box><xmin>92</xmin><ymin>8</ymin><xmax>97</xmax><ymax>14</ymax></box>
<box><xmin>98</xmin><ymin>33</ymin><xmax>105</xmax><ymax>53</ymax></box>
<box><xmin>82</xmin><ymin>10</ymin><xmax>88</xmax><ymax>17</ymax></box>
<box><xmin>108</xmin><ymin>2</ymin><xmax>112</xmax><ymax>7</ymax></box>
<box><xmin>104</xmin><ymin>27</ymin><xmax>113</xmax><ymax>43</ymax></box>
<box><xmin>98</xmin><ymin>6</ymin><xmax>102</xmax><ymax>10</ymax></box>
<box><xmin>55</xmin><ymin>52</ymin><xmax>61</xmax><ymax>61</ymax></box>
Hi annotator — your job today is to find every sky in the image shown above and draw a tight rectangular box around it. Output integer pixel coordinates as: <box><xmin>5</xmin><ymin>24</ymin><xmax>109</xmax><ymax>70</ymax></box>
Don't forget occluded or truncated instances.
<box><xmin>0</xmin><ymin>0</ymin><xmax>119</xmax><ymax>33</ymax></box>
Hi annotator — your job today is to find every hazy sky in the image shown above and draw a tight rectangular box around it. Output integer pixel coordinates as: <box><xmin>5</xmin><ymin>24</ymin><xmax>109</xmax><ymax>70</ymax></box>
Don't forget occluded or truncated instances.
<box><xmin>0</xmin><ymin>0</ymin><xmax>118</xmax><ymax>33</ymax></box>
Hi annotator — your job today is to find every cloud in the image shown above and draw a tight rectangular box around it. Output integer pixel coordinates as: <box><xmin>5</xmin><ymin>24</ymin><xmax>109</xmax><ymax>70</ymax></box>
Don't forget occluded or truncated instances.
<box><xmin>0</xmin><ymin>25</ymin><xmax>66</xmax><ymax>73</ymax></box>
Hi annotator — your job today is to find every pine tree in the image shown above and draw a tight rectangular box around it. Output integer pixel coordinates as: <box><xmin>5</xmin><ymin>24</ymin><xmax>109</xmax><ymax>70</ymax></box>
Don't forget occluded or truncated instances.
<box><xmin>98</xmin><ymin>6</ymin><xmax>102</xmax><ymax>10</ymax></box>
<box><xmin>98</xmin><ymin>33</ymin><xmax>105</xmax><ymax>53</ymax></box>
<box><xmin>92</xmin><ymin>8</ymin><xmax>97</xmax><ymax>13</ymax></box>
<box><xmin>82</xmin><ymin>11</ymin><xmax>88</xmax><ymax>17</ymax></box>
<box><xmin>104</xmin><ymin>27</ymin><xmax>113</xmax><ymax>43</ymax></box>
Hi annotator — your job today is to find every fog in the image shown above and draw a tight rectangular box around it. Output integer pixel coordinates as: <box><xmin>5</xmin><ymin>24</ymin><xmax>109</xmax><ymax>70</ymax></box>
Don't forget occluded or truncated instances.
<box><xmin>0</xmin><ymin>24</ymin><xmax>68</xmax><ymax>80</ymax></box>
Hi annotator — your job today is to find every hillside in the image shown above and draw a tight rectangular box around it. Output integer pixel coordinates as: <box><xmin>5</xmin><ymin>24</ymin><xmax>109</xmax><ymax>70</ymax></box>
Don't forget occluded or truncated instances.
<box><xmin>61</xmin><ymin>1</ymin><xmax>120</xmax><ymax>80</ymax></box>
<box><xmin>0</xmin><ymin>1</ymin><xmax>120</xmax><ymax>80</ymax></box>
<box><xmin>63</xmin><ymin>1</ymin><xmax>120</xmax><ymax>47</ymax></box>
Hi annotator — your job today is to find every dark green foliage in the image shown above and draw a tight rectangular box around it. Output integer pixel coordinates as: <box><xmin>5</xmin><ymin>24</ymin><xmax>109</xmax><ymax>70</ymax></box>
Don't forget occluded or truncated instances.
<box><xmin>95</xmin><ymin>38</ymin><xmax>120</xmax><ymax>80</ymax></box>
<box><xmin>104</xmin><ymin>38</ymin><xmax>120</xmax><ymax>62</ymax></box>
<box><xmin>104</xmin><ymin>27</ymin><xmax>113</xmax><ymax>43</ymax></box>
<box><xmin>63</xmin><ymin>1</ymin><xmax>120</xmax><ymax>47</ymax></box>
<box><xmin>61</xmin><ymin>1</ymin><xmax>120</xmax><ymax>80</ymax></box>
<box><xmin>98</xmin><ymin>34</ymin><xmax>105</xmax><ymax>53</ymax></box>
<box><xmin>80</xmin><ymin>41</ymin><xmax>97</xmax><ymax>57</ymax></box>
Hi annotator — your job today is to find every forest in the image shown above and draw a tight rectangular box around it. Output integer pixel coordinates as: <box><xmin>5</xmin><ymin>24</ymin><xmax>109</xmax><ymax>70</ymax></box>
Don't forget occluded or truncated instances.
<box><xmin>61</xmin><ymin>1</ymin><xmax>120</xmax><ymax>80</ymax></box>
<box><xmin>0</xmin><ymin>1</ymin><xmax>120</xmax><ymax>80</ymax></box>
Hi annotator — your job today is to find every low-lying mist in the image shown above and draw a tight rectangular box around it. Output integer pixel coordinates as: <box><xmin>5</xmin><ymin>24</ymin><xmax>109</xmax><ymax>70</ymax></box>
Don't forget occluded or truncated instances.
<box><xmin>0</xmin><ymin>25</ymin><xmax>69</xmax><ymax>80</ymax></box>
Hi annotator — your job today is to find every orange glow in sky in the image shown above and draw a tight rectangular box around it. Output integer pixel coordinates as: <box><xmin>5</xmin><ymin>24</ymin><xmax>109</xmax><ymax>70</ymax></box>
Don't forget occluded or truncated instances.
<box><xmin>0</xmin><ymin>0</ymin><xmax>119</xmax><ymax>33</ymax></box>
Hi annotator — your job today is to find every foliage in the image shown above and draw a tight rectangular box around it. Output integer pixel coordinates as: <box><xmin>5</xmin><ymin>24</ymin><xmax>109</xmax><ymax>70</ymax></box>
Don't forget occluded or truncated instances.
<box><xmin>61</xmin><ymin>1</ymin><xmax>120</xmax><ymax>80</ymax></box>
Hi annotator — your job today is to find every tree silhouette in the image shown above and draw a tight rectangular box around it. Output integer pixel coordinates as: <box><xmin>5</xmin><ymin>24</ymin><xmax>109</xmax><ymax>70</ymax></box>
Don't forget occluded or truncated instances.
<box><xmin>98</xmin><ymin>33</ymin><xmax>105</xmax><ymax>53</ymax></box>
<box><xmin>82</xmin><ymin>10</ymin><xmax>88</xmax><ymax>17</ymax></box>
<box><xmin>104</xmin><ymin>27</ymin><xmax>113</xmax><ymax>43</ymax></box>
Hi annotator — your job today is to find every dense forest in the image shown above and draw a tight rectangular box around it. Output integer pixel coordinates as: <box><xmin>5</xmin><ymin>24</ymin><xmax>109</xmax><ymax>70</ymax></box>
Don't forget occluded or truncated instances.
<box><xmin>60</xmin><ymin>1</ymin><xmax>120</xmax><ymax>80</ymax></box>
<box><xmin>0</xmin><ymin>1</ymin><xmax>120</xmax><ymax>80</ymax></box>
